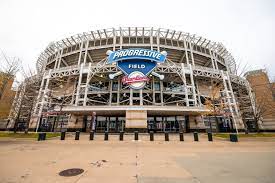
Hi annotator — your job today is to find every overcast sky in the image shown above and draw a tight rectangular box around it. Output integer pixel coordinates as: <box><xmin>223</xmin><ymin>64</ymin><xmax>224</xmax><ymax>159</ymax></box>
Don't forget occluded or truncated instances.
<box><xmin>0</xmin><ymin>0</ymin><xmax>274</xmax><ymax>80</ymax></box>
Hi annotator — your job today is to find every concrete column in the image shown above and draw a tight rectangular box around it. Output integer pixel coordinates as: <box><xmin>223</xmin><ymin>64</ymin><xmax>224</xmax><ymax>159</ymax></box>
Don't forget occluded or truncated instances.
<box><xmin>57</xmin><ymin>49</ymin><xmax>63</xmax><ymax>69</ymax></box>
<box><xmin>183</xmin><ymin>38</ymin><xmax>189</xmax><ymax>65</ymax></box>
<box><xmin>36</xmin><ymin>70</ymin><xmax>51</xmax><ymax>132</ymax></box>
<box><xmin>189</xmin><ymin>42</ymin><xmax>195</xmax><ymax>65</ymax></box>
<box><xmin>75</xmin><ymin>63</ymin><xmax>84</xmax><ymax>106</ymax></box>
<box><xmin>125</xmin><ymin>110</ymin><xmax>147</xmax><ymax>129</ymax></box>
<box><xmin>189</xmin><ymin>64</ymin><xmax>197</xmax><ymax>106</ymax></box>
<box><xmin>140</xmin><ymin>89</ymin><xmax>143</xmax><ymax>105</ymax></box>
<box><xmin>221</xmin><ymin>71</ymin><xmax>238</xmax><ymax>134</ymax></box>
<box><xmin>83</xmin><ymin>40</ymin><xmax>89</xmax><ymax>65</ymax></box>
<box><xmin>130</xmin><ymin>88</ymin><xmax>133</xmax><ymax>106</ymax></box>
<box><xmin>181</xmin><ymin>63</ymin><xmax>189</xmax><ymax>106</ymax></box>
<box><xmin>77</xmin><ymin>40</ymin><xmax>84</xmax><ymax>65</ymax></box>
<box><xmin>83</xmin><ymin>62</ymin><xmax>91</xmax><ymax>106</ymax></box>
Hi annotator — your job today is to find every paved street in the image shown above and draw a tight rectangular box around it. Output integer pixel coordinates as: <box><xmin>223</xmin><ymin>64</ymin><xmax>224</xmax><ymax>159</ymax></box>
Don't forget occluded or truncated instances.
<box><xmin>0</xmin><ymin>133</ymin><xmax>274</xmax><ymax>183</ymax></box>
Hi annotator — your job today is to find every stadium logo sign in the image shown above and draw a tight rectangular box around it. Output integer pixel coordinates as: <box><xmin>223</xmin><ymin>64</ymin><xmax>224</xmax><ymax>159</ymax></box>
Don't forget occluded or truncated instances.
<box><xmin>107</xmin><ymin>48</ymin><xmax>167</xmax><ymax>89</ymax></box>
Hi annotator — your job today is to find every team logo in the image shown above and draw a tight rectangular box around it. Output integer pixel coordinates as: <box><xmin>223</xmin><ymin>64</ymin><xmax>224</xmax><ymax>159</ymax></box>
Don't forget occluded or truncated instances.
<box><xmin>122</xmin><ymin>71</ymin><xmax>149</xmax><ymax>89</ymax></box>
<box><xmin>107</xmin><ymin>48</ymin><xmax>167</xmax><ymax>89</ymax></box>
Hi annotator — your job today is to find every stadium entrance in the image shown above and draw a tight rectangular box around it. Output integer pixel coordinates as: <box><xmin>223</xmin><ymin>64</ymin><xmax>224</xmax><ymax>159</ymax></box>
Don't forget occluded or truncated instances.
<box><xmin>95</xmin><ymin>116</ymin><xmax>125</xmax><ymax>132</ymax></box>
<box><xmin>147</xmin><ymin>115</ymin><xmax>190</xmax><ymax>133</ymax></box>
<box><xmin>91</xmin><ymin>115</ymin><xmax>191</xmax><ymax>133</ymax></box>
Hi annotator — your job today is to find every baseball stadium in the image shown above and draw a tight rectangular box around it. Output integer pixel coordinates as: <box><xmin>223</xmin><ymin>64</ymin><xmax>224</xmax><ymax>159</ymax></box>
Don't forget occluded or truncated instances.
<box><xmin>8</xmin><ymin>27</ymin><xmax>256</xmax><ymax>133</ymax></box>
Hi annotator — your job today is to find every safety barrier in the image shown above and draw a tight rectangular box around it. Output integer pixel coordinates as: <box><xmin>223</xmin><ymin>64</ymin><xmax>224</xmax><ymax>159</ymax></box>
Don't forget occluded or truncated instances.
<box><xmin>194</xmin><ymin>132</ymin><xmax>199</xmax><ymax>141</ymax></box>
<box><xmin>165</xmin><ymin>132</ymin><xmax>169</xmax><ymax>141</ymax></box>
<box><xmin>37</xmin><ymin>131</ymin><xmax>240</xmax><ymax>143</ymax></box>
<box><xmin>90</xmin><ymin>131</ymin><xmax>94</xmax><ymax>140</ymax></box>
<box><xmin>75</xmin><ymin>131</ymin><xmax>80</xmax><ymax>140</ymax></box>
<box><xmin>150</xmin><ymin>131</ymin><xmax>154</xmax><ymax>141</ymax></box>
<box><xmin>104</xmin><ymin>131</ymin><xmax>108</xmax><ymax>141</ymax></box>
<box><xmin>134</xmin><ymin>131</ymin><xmax>138</xmax><ymax>141</ymax></box>
<box><xmin>179</xmin><ymin>132</ymin><xmax>184</xmax><ymax>141</ymax></box>
<box><xmin>119</xmin><ymin>131</ymin><xmax>124</xmax><ymax>141</ymax></box>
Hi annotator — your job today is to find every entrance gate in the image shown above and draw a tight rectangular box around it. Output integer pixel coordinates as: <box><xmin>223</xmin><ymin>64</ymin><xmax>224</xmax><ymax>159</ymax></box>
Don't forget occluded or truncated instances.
<box><xmin>147</xmin><ymin>116</ymin><xmax>186</xmax><ymax>132</ymax></box>
<box><xmin>95</xmin><ymin>116</ymin><xmax>125</xmax><ymax>132</ymax></box>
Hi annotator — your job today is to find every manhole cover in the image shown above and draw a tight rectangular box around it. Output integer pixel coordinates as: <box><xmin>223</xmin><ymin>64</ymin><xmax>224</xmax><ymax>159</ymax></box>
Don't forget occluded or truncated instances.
<box><xmin>59</xmin><ymin>168</ymin><xmax>84</xmax><ymax>177</ymax></box>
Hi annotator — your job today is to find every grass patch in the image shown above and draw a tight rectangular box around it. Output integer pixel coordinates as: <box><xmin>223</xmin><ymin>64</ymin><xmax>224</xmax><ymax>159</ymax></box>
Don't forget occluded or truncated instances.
<box><xmin>0</xmin><ymin>132</ymin><xmax>60</xmax><ymax>139</ymax></box>
<box><xmin>214</xmin><ymin>133</ymin><xmax>275</xmax><ymax>139</ymax></box>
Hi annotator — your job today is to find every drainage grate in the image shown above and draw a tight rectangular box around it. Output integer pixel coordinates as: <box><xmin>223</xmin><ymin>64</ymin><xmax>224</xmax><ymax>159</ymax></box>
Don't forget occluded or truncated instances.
<box><xmin>59</xmin><ymin>168</ymin><xmax>84</xmax><ymax>177</ymax></box>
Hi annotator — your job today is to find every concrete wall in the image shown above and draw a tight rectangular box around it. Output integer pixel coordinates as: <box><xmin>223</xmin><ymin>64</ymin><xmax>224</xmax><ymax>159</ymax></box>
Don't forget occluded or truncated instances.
<box><xmin>125</xmin><ymin>110</ymin><xmax>147</xmax><ymax>129</ymax></box>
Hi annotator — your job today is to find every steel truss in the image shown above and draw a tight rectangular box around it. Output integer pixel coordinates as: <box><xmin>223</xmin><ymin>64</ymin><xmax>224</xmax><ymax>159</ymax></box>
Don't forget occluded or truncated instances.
<box><xmin>17</xmin><ymin>27</ymin><xmax>254</xmax><ymax>132</ymax></box>
<box><xmin>36</xmin><ymin>27</ymin><xmax>236</xmax><ymax>75</ymax></box>
<box><xmin>33</xmin><ymin>59</ymin><xmax>252</xmax><ymax>131</ymax></box>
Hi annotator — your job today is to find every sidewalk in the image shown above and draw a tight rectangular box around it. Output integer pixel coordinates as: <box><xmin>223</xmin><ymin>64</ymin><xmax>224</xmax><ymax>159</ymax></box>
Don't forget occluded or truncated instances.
<box><xmin>0</xmin><ymin>133</ymin><xmax>275</xmax><ymax>183</ymax></box>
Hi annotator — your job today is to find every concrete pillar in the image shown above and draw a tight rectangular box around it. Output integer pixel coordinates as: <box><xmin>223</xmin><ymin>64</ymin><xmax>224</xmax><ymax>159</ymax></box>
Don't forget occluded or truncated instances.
<box><xmin>125</xmin><ymin>110</ymin><xmax>147</xmax><ymax>130</ymax></box>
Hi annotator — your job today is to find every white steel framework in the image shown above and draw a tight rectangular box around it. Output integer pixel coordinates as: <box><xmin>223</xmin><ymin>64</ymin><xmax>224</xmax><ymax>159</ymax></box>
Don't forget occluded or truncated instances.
<box><xmin>10</xmin><ymin>27</ymin><xmax>255</xmax><ymax>132</ymax></box>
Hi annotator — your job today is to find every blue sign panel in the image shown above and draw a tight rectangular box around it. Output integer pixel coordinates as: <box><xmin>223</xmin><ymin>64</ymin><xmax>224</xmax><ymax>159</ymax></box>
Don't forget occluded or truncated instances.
<box><xmin>107</xmin><ymin>48</ymin><xmax>167</xmax><ymax>89</ymax></box>
<box><xmin>117</xmin><ymin>59</ymin><xmax>156</xmax><ymax>76</ymax></box>
<box><xmin>108</xmin><ymin>48</ymin><xmax>166</xmax><ymax>64</ymax></box>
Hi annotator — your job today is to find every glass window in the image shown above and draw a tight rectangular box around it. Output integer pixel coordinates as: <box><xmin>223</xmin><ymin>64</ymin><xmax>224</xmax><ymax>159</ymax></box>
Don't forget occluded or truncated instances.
<box><xmin>112</xmin><ymin>82</ymin><xmax>118</xmax><ymax>91</ymax></box>
<box><xmin>154</xmin><ymin>82</ymin><xmax>160</xmax><ymax>91</ymax></box>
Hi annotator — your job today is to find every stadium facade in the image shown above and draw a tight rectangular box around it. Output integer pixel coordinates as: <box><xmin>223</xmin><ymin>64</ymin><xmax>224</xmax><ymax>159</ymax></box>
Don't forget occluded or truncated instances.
<box><xmin>8</xmin><ymin>27</ymin><xmax>257</xmax><ymax>132</ymax></box>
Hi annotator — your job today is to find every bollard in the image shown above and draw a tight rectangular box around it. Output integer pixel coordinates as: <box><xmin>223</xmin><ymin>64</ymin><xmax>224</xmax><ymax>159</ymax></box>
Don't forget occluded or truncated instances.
<box><xmin>75</xmin><ymin>131</ymin><xmax>80</xmax><ymax>140</ymax></box>
<box><xmin>38</xmin><ymin>133</ymin><xmax>43</xmax><ymax>141</ymax></box>
<box><xmin>194</xmin><ymin>132</ymin><xmax>199</xmax><ymax>141</ymax></box>
<box><xmin>230</xmin><ymin>133</ymin><xmax>238</xmax><ymax>142</ymax></box>
<box><xmin>208</xmin><ymin>132</ymin><xmax>213</xmax><ymax>141</ymax></box>
<box><xmin>150</xmin><ymin>131</ymin><xmax>154</xmax><ymax>141</ymax></box>
<box><xmin>90</xmin><ymin>131</ymin><xmax>94</xmax><ymax>140</ymax></box>
<box><xmin>179</xmin><ymin>132</ymin><xmax>184</xmax><ymax>141</ymax></box>
<box><xmin>134</xmin><ymin>131</ymin><xmax>138</xmax><ymax>141</ymax></box>
<box><xmin>119</xmin><ymin>131</ymin><xmax>124</xmax><ymax>141</ymax></box>
<box><xmin>61</xmin><ymin>131</ymin><xmax>66</xmax><ymax>140</ymax></box>
<box><xmin>104</xmin><ymin>131</ymin><xmax>109</xmax><ymax>141</ymax></box>
<box><xmin>165</xmin><ymin>132</ymin><xmax>169</xmax><ymax>141</ymax></box>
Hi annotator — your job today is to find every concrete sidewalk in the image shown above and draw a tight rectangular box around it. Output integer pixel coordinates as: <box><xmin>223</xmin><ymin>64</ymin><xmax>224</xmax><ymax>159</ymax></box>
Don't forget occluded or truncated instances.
<box><xmin>0</xmin><ymin>133</ymin><xmax>274</xmax><ymax>183</ymax></box>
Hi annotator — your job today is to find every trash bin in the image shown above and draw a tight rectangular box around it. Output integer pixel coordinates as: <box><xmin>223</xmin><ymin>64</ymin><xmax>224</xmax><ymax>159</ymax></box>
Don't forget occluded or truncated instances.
<box><xmin>61</xmin><ymin>131</ymin><xmax>66</xmax><ymax>140</ymax></box>
<box><xmin>38</xmin><ymin>133</ymin><xmax>43</xmax><ymax>141</ymax></box>
<box><xmin>230</xmin><ymin>133</ymin><xmax>238</xmax><ymax>142</ymax></box>
<box><xmin>42</xmin><ymin>133</ymin><xmax>46</xmax><ymax>140</ymax></box>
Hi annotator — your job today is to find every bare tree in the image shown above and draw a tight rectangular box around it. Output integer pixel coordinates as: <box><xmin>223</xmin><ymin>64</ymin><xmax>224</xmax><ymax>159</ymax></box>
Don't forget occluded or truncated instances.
<box><xmin>251</xmin><ymin>94</ymin><xmax>274</xmax><ymax>132</ymax></box>
<box><xmin>0</xmin><ymin>51</ymin><xmax>21</xmax><ymax>100</ymax></box>
<box><xmin>204</xmin><ymin>80</ymin><xmax>225</xmax><ymax>133</ymax></box>
<box><xmin>43</xmin><ymin>75</ymin><xmax>74</xmax><ymax>132</ymax></box>
<box><xmin>8</xmin><ymin>66</ymin><xmax>40</xmax><ymax>133</ymax></box>
<box><xmin>21</xmin><ymin>68</ymin><xmax>40</xmax><ymax>133</ymax></box>
<box><xmin>234</xmin><ymin>61</ymin><xmax>254</xmax><ymax>133</ymax></box>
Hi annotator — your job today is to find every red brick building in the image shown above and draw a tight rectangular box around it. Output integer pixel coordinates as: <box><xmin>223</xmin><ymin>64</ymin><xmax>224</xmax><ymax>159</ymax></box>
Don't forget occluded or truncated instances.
<box><xmin>245</xmin><ymin>69</ymin><xmax>275</xmax><ymax>131</ymax></box>
<box><xmin>0</xmin><ymin>73</ymin><xmax>16</xmax><ymax>129</ymax></box>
